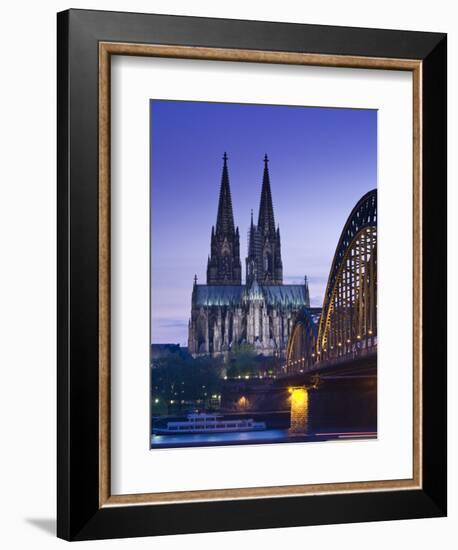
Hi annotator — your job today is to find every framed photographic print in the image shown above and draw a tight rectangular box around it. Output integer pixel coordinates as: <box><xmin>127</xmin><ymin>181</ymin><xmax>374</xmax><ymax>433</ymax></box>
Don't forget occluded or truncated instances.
<box><xmin>57</xmin><ymin>9</ymin><xmax>447</xmax><ymax>541</ymax></box>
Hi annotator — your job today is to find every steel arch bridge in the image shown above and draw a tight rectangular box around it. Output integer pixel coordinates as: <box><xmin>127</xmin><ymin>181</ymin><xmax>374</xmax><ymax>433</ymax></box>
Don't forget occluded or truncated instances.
<box><xmin>286</xmin><ymin>189</ymin><xmax>377</xmax><ymax>373</ymax></box>
<box><xmin>285</xmin><ymin>308</ymin><xmax>319</xmax><ymax>372</ymax></box>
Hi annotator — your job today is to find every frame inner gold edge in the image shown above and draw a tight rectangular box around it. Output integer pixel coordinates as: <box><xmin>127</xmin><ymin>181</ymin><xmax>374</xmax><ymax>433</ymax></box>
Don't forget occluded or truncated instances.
<box><xmin>98</xmin><ymin>41</ymin><xmax>422</xmax><ymax>507</ymax></box>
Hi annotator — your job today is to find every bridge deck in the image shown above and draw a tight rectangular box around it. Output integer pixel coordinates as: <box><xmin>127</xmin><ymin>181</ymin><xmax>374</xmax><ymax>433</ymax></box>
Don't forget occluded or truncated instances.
<box><xmin>276</xmin><ymin>351</ymin><xmax>377</xmax><ymax>387</ymax></box>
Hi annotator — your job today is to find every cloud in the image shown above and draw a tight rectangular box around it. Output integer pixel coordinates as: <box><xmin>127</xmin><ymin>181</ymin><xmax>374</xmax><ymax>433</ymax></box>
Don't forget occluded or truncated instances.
<box><xmin>283</xmin><ymin>274</ymin><xmax>328</xmax><ymax>288</ymax></box>
<box><xmin>153</xmin><ymin>318</ymin><xmax>188</xmax><ymax>329</ymax></box>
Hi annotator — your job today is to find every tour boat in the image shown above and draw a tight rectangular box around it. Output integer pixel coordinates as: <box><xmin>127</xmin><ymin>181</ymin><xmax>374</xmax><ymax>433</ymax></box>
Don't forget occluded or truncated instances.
<box><xmin>152</xmin><ymin>413</ymin><xmax>266</xmax><ymax>435</ymax></box>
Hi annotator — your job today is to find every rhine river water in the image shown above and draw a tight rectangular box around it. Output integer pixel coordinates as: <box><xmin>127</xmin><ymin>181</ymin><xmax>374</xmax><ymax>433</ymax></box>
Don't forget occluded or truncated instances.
<box><xmin>151</xmin><ymin>380</ymin><xmax>377</xmax><ymax>449</ymax></box>
<box><xmin>151</xmin><ymin>428</ymin><xmax>377</xmax><ymax>448</ymax></box>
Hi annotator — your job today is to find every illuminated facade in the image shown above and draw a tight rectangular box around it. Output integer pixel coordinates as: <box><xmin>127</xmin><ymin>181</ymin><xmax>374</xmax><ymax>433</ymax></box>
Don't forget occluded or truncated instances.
<box><xmin>188</xmin><ymin>154</ymin><xmax>311</xmax><ymax>357</ymax></box>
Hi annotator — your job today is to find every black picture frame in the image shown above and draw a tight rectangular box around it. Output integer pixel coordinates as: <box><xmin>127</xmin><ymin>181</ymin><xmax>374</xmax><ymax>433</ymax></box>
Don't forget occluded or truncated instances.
<box><xmin>57</xmin><ymin>8</ymin><xmax>447</xmax><ymax>541</ymax></box>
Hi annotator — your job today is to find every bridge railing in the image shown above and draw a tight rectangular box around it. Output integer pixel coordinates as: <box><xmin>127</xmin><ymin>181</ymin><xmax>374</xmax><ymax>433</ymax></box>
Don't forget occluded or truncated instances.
<box><xmin>308</xmin><ymin>344</ymin><xmax>377</xmax><ymax>372</ymax></box>
<box><xmin>284</xmin><ymin>340</ymin><xmax>377</xmax><ymax>376</ymax></box>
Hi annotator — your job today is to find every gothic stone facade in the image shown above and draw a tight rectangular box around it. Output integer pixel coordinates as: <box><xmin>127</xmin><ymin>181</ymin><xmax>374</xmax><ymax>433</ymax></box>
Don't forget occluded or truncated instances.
<box><xmin>188</xmin><ymin>154</ymin><xmax>310</xmax><ymax>357</ymax></box>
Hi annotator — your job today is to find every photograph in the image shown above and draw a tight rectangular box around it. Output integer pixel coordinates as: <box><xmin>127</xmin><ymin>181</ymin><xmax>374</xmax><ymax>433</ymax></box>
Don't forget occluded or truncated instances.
<box><xmin>150</xmin><ymin>99</ymin><xmax>378</xmax><ymax>449</ymax></box>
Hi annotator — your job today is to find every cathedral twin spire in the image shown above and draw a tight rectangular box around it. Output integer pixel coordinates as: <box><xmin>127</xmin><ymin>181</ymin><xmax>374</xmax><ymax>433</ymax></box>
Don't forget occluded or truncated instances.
<box><xmin>247</xmin><ymin>154</ymin><xmax>283</xmax><ymax>286</ymax></box>
<box><xmin>207</xmin><ymin>153</ymin><xmax>242</xmax><ymax>285</ymax></box>
<box><xmin>258</xmin><ymin>154</ymin><xmax>276</xmax><ymax>236</ymax></box>
<box><xmin>215</xmin><ymin>152</ymin><xmax>235</xmax><ymax>236</ymax></box>
<box><xmin>207</xmin><ymin>153</ymin><xmax>283</xmax><ymax>286</ymax></box>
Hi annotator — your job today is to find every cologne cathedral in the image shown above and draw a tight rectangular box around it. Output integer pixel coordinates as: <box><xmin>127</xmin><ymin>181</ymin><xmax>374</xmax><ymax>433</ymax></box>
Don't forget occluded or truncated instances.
<box><xmin>188</xmin><ymin>153</ymin><xmax>310</xmax><ymax>357</ymax></box>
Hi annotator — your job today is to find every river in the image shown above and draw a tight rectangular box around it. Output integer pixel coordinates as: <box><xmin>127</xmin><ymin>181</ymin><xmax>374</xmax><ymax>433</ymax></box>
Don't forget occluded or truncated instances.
<box><xmin>151</xmin><ymin>409</ymin><xmax>376</xmax><ymax>449</ymax></box>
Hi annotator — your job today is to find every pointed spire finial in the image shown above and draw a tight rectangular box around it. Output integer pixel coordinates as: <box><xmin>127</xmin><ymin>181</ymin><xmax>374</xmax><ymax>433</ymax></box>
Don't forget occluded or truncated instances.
<box><xmin>194</xmin><ymin>274</ymin><xmax>198</xmax><ymax>285</ymax></box>
<box><xmin>251</xmin><ymin>208</ymin><xmax>254</xmax><ymax>224</ymax></box>
<box><xmin>258</xmin><ymin>154</ymin><xmax>275</xmax><ymax>234</ymax></box>
<box><xmin>215</xmin><ymin>152</ymin><xmax>235</xmax><ymax>235</ymax></box>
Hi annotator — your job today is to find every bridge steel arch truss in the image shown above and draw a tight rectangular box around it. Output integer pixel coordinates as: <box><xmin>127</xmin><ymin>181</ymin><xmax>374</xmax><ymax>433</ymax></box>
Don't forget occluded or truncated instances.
<box><xmin>286</xmin><ymin>189</ymin><xmax>377</xmax><ymax>373</ymax></box>
<box><xmin>286</xmin><ymin>308</ymin><xmax>318</xmax><ymax>373</ymax></box>
<box><xmin>317</xmin><ymin>189</ymin><xmax>377</xmax><ymax>362</ymax></box>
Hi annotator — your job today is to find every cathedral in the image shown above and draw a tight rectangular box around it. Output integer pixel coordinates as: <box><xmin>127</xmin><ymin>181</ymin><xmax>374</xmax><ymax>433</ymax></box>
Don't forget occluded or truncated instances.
<box><xmin>188</xmin><ymin>153</ymin><xmax>310</xmax><ymax>358</ymax></box>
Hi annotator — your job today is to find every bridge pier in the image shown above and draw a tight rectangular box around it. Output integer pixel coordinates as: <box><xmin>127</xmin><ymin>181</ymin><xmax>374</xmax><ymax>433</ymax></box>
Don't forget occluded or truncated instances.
<box><xmin>221</xmin><ymin>362</ymin><xmax>377</xmax><ymax>438</ymax></box>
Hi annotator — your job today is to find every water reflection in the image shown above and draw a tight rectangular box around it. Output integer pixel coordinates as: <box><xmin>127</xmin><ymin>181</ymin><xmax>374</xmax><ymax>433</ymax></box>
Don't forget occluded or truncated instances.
<box><xmin>289</xmin><ymin>387</ymin><xmax>309</xmax><ymax>435</ymax></box>
<box><xmin>150</xmin><ymin>426</ymin><xmax>376</xmax><ymax>448</ymax></box>
<box><xmin>151</xmin><ymin>379</ymin><xmax>377</xmax><ymax>449</ymax></box>
<box><xmin>152</xmin><ymin>428</ymin><xmax>289</xmax><ymax>446</ymax></box>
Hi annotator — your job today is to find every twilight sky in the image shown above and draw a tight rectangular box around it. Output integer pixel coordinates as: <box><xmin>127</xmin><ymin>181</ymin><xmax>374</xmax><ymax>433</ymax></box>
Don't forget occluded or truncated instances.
<box><xmin>150</xmin><ymin>100</ymin><xmax>377</xmax><ymax>345</ymax></box>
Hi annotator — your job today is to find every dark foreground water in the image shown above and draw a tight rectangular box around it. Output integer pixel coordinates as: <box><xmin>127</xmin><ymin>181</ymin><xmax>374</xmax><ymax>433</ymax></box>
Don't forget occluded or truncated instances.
<box><xmin>151</xmin><ymin>380</ymin><xmax>377</xmax><ymax>449</ymax></box>
<box><xmin>151</xmin><ymin>410</ymin><xmax>376</xmax><ymax>449</ymax></box>
<box><xmin>151</xmin><ymin>427</ymin><xmax>376</xmax><ymax>448</ymax></box>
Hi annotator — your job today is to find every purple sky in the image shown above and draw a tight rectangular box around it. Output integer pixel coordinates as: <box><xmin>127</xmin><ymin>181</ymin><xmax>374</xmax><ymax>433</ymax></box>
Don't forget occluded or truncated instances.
<box><xmin>150</xmin><ymin>100</ymin><xmax>377</xmax><ymax>345</ymax></box>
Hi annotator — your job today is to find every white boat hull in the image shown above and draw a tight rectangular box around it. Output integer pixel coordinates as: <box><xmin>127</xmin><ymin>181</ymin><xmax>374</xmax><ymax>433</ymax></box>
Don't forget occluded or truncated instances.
<box><xmin>153</xmin><ymin>419</ymin><xmax>266</xmax><ymax>436</ymax></box>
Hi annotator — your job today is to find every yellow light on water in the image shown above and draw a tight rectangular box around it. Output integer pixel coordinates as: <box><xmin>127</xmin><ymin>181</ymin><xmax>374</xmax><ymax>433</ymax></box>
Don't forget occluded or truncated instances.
<box><xmin>289</xmin><ymin>387</ymin><xmax>309</xmax><ymax>435</ymax></box>
<box><xmin>238</xmin><ymin>396</ymin><xmax>247</xmax><ymax>409</ymax></box>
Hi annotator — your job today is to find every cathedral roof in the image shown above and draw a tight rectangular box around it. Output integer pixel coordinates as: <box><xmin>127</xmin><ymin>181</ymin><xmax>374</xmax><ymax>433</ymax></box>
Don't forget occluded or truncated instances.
<box><xmin>261</xmin><ymin>285</ymin><xmax>308</xmax><ymax>307</ymax></box>
<box><xmin>193</xmin><ymin>284</ymin><xmax>308</xmax><ymax>307</ymax></box>
<box><xmin>194</xmin><ymin>285</ymin><xmax>244</xmax><ymax>306</ymax></box>
<box><xmin>246</xmin><ymin>278</ymin><xmax>263</xmax><ymax>302</ymax></box>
